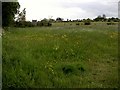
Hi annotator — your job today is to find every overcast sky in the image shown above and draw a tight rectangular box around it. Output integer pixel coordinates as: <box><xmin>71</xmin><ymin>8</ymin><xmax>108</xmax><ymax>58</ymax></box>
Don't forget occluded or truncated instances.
<box><xmin>18</xmin><ymin>0</ymin><xmax>119</xmax><ymax>21</ymax></box>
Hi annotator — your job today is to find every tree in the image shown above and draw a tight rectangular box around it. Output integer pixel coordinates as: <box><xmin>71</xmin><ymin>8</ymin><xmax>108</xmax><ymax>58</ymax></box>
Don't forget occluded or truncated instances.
<box><xmin>15</xmin><ymin>8</ymin><xmax>26</xmax><ymax>27</ymax></box>
<box><xmin>93</xmin><ymin>14</ymin><xmax>107</xmax><ymax>22</ymax></box>
<box><xmin>49</xmin><ymin>19</ymin><xmax>55</xmax><ymax>23</ymax></box>
<box><xmin>2</xmin><ymin>2</ymin><xmax>20</xmax><ymax>27</ymax></box>
<box><xmin>103</xmin><ymin>14</ymin><xmax>106</xmax><ymax>19</ymax></box>
<box><xmin>16</xmin><ymin>8</ymin><xmax>26</xmax><ymax>22</ymax></box>
<box><xmin>56</xmin><ymin>17</ymin><xmax>64</xmax><ymax>22</ymax></box>
<box><xmin>37</xmin><ymin>18</ymin><xmax>52</xmax><ymax>27</ymax></box>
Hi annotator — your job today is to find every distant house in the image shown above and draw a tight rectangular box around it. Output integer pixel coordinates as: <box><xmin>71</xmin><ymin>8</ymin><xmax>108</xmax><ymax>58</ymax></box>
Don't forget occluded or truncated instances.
<box><xmin>32</xmin><ymin>20</ymin><xmax>37</xmax><ymax>26</ymax></box>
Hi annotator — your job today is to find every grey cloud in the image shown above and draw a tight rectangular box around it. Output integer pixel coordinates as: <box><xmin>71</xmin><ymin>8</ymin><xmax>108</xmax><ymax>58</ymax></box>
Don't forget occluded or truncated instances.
<box><xmin>59</xmin><ymin>1</ymin><xmax>118</xmax><ymax>18</ymax></box>
<box><xmin>80</xmin><ymin>2</ymin><xmax>118</xmax><ymax>17</ymax></box>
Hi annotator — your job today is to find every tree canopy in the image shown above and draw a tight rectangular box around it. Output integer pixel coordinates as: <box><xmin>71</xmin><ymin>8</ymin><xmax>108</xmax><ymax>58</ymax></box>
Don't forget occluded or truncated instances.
<box><xmin>2</xmin><ymin>2</ymin><xmax>20</xmax><ymax>27</ymax></box>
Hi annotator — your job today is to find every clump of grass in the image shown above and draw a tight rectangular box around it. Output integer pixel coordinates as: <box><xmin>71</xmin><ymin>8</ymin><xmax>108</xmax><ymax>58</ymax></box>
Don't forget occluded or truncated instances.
<box><xmin>62</xmin><ymin>64</ymin><xmax>85</xmax><ymax>75</ymax></box>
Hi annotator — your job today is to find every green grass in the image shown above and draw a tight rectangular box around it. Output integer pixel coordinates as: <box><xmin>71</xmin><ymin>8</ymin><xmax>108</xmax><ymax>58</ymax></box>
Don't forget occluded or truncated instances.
<box><xmin>2</xmin><ymin>22</ymin><xmax>118</xmax><ymax>88</ymax></box>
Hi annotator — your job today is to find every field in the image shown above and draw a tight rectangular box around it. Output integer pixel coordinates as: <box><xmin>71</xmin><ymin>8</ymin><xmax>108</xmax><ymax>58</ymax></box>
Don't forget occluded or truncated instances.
<box><xmin>2</xmin><ymin>22</ymin><xmax>118</xmax><ymax>88</ymax></box>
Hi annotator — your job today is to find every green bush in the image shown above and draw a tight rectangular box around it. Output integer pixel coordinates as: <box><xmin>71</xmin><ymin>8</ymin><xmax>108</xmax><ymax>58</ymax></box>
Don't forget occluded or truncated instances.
<box><xmin>37</xmin><ymin>19</ymin><xmax>52</xmax><ymax>27</ymax></box>
<box><xmin>84</xmin><ymin>21</ymin><xmax>91</xmax><ymax>25</ymax></box>
<box><xmin>76</xmin><ymin>23</ymin><xmax>79</xmax><ymax>25</ymax></box>
<box><xmin>15</xmin><ymin>21</ymin><xmax>34</xmax><ymax>27</ymax></box>
<box><xmin>83</xmin><ymin>19</ymin><xmax>91</xmax><ymax>25</ymax></box>
<box><xmin>107</xmin><ymin>22</ymin><xmax>115</xmax><ymax>25</ymax></box>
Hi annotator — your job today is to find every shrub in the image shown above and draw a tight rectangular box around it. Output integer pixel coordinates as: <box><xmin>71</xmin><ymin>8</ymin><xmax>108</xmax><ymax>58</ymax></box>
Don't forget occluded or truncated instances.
<box><xmin>15</xmin><ymin>21</ymin><xmax>34</xmax><ymax>27</ymax></box>
<box><xmin>76</xmin><ymin>23</ymin><xmax>79</xmax><ymax>25</ymax></box>
<box><xmin>37</xmin><ymin>20</ymin><xmax>52</xmax><ymax>27</ymax></box>
<box><xmin>15</xmin><ymin>21</ymin><xmax>25</xmax><ymax>27</ymax></box>
<box><xmin>107</xmin><ymin>22</ymin><xmax>115</xmax><ymax>25</ymax></box>
<box><xmin>84</xmin><ymin>21</ymin><xmax>91</xmax><ymax>25</ymax></box>
<box><xmin>47</xmin><ymin>23</ymin><xmax>52</xmax><ymax>26</ymax></box>
<box><xmin>25</xmin><ymin>21</ymin><xmax>34</xmax><ymax>27</ymax></box>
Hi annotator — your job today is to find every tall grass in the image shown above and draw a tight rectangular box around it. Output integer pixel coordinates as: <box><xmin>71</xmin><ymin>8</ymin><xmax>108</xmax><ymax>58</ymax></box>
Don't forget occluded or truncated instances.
<box><xmin>2</xmin><ymin>23</ymin><xmax>118</xmax><ymax>88</ymax></box>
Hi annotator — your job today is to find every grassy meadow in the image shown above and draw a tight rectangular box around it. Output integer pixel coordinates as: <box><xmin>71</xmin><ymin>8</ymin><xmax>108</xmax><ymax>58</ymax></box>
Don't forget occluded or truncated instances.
<box><xmin>2</xmin><ymin>22</ymin><xmax>118</xmax><ymax>88</ymax></box>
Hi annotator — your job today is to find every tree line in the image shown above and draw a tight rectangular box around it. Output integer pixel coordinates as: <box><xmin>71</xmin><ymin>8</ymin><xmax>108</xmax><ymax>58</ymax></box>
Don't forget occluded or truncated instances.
<box><xmin>2</xmin><ymin>2</ymin><xmax>120</xmax><ymax>28</ymax></box>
